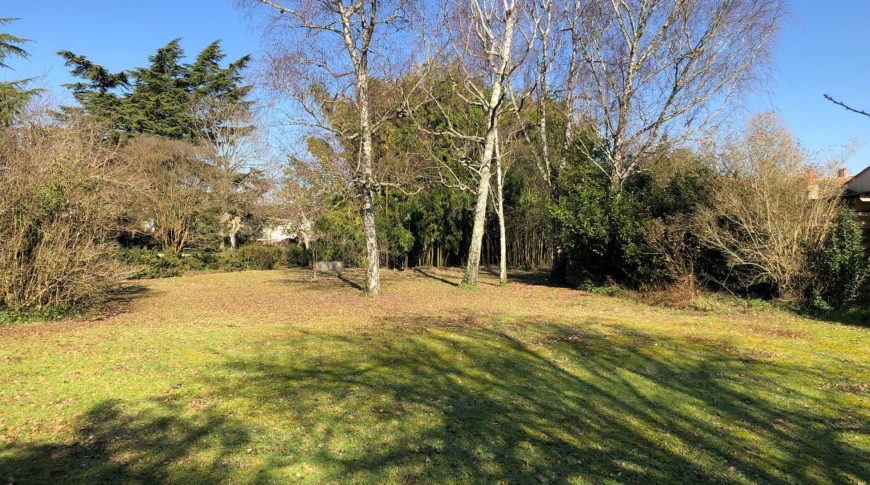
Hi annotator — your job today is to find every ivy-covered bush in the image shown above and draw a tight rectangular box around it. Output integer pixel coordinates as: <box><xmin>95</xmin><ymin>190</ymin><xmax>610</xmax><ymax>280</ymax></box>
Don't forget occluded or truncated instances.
<box><xmin>181</xmin><ymin>249</ymin><xmax>221</xmax><ymax>271</ymax></box>
<box><xmin>118</xmin><ymin>247</ymin><xmax>223</xmax><ymax>278</ymax></box>
<box><xmin>550</xmin><ymin>154</ymin><xmax>715</xmax><ymax>288</ymax></box>
<box><xmin>808</xmin><ymin>209</ymin><xmax>869</xmax><ymax>310</ymax></box>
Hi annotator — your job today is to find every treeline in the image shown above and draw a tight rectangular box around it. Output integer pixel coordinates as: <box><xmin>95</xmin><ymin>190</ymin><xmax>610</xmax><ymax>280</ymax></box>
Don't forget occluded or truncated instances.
<box><xmin>254</xmin><ymin>0</ymin><xmax>867</xmax><ymax>310</ymax></box>
<box><xmin>1</xmin><ymin>1</ymin><xmax>868</xmax><ymax>318</ymax></box>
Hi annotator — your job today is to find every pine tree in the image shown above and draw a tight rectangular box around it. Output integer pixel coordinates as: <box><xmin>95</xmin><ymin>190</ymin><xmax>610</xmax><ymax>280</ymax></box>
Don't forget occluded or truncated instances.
<box><xmin>59</xmin><ymin>39</ymin><xmax>252</xmax><ymax>142</ymax></box>
<box><xmin>0</xmin><ymin>18</ymin><xmax>42</xmax><ymax>126</ymax></box>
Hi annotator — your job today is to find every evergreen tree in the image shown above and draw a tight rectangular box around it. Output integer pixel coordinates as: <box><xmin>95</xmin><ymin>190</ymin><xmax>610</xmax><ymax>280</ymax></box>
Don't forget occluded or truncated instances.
<box><xmin>0</xmin><ymin>18</ymin><xmax>42</xmax><ymax>126</ymax></box>
<box><xmin>59</xmin><ymin>39</ymin><xmax>251</xmax><ymax>142</ymax></box>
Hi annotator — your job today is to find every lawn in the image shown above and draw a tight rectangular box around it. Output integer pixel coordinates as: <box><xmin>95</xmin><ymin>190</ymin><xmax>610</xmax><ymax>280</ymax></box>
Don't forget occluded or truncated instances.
<box><xmin>0</xmin><ymin>268</ymin><xmax>868</xmax><ymax>484</ymax></box>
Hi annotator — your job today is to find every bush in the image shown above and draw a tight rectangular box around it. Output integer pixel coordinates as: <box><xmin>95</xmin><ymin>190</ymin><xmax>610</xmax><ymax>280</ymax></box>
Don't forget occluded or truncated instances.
<box><xmin>0</xmin><ymin>305</ymin><xmax>87</xmax><ymax>325</ymax></box>
<box><xmin>552</xmin><ymin>153</ymin><xmax>713</xmax><ymax>288</ymax></box>
<box><xmin>218</xmin><ymin>250</ymin><xmax>246</xmax><ymax>272</ymax></box>
<box><xmin>0</xmin><ymin>115</ymin><xmax>131</xmax><ymax>309</ymax></box>
<box><xmin>808</xmin><ymin>209</ymin><xmax>870</xmax><ymax>310</ymax></box>
<box><xmin>117</xmin><ymin>247</ymin><xmax>184</xmax><ymax>279</ymax></box>
<box><xmin>182</xmin><ymin>249</ymin><xmax>221</xmax><ymax>271</ymax></box>
<box><xmin>286</xmin><ymin>245</ymin><xmax>311</xmax><ymax>267</ymax></box>
<box><xmin>313</xmin><ymin>207</ymin><xmax>365</xmax><ymax>266</ymax></box>
<box><xmin>220</xmin><ymin>244</ymin><xmax>283</xmax><ymax>271</ymax></box>
<box><xmin>695</xmin><ymin>115</ymin><xmax>842</xmax><ymax>301</ymax></box>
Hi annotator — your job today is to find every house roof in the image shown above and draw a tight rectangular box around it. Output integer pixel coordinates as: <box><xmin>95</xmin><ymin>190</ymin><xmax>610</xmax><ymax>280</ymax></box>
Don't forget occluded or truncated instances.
<box><xmin>845</xmin><ymin>164</ymin><xmax>870</xmax><ymax>197</ymax></box>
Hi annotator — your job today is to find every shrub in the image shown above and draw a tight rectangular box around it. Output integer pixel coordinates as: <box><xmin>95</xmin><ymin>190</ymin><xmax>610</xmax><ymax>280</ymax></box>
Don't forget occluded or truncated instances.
<box><xmin>182</xmin><ymin>249</ymin><xmax>220</xmax><ymax>271</ymax></box>
<box><xmin>286</xmin><ymin>245</ymin><xmax>311</xmax><ymax>267</ymax></box>
<box><xmin>0</xmin><ymin>115</ymin><xmax>131</xmax><ymax>309</ymax></box>
<box><xmin>220</xmin><ymin>244</ymin><xmax>283</xmax><ymax>271</ymax></box>
<box><xmin>218</xmin><ymin>250</ymin><xmax>246</xmax><ymax>272</ymax></box>
<box><xmin>314</xmin><ymin>207</ymin><xmax>365</xmax><ymax>266</ymax></box>
<box><xmin>808</xmin><ymin>209</ymin><xmax>870</xmax><ymax>310</ymax></box>
<box><xmin>117</xmin><ymin>247</ymin><xmax>184</xmax><ymax>279</ymax></box>
<box><xmin>118</xmin><ymin>247</ymin><xmax>222</xmax><ymax>278</ymax></box>
<box><xmin>695</xmin><ymin>115</ymin><xmax>842</xmax><ymax>301</ymax></box>
<box><xmin>0</xmin><ymin>305</ymin><xmax>87</xmax><ymax>325</ymax></box>
<box><xmin>552</xmin><ymin>151</ymin><xmax>713</xmax><ymax>288</ymax></box>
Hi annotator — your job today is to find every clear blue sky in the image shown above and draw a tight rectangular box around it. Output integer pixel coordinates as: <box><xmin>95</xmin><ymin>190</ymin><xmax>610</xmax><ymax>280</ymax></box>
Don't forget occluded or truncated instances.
<box><xmin>3</xmin><ymin>0</ymin><xmax>869</xmax><ymax>173</ymax></box>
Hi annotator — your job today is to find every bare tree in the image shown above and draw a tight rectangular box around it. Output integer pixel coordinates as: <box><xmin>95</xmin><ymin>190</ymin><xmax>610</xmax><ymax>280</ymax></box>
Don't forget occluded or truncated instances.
<box><xmin>191</xmin><ymin>96</ymin><xmax>267</xmax><ymax>250</ymax></box>
<box><xmin>250</xmin><ymin>0</ymin><xmax>415</xmax><ymax>296</ymax></box>
<box><xmin>123</xmin><ymin>137</ymin><xmax>222</xmax><ymax>254</ymax></box>
<box><xmin>577</xmin><ymin>0</ymin><xmax>782</xmax><ymax>192</ymax></box>
<box><xmin>511</xmin><ymin>0</ymin><xmax>584</xmax><ymax>283</ymax></box>
<box><xmin>695</xmin><ymin>114</ymin><xmax>843</xmax><ymax>301</ymax></box>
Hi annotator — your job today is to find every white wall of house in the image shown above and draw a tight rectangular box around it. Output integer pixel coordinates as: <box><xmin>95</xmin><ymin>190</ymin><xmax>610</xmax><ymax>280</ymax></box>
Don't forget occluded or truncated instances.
<box><xmin>258</xmin><ymin>225</ymin><xmax>298</xmax><ymax>244</ymax></box>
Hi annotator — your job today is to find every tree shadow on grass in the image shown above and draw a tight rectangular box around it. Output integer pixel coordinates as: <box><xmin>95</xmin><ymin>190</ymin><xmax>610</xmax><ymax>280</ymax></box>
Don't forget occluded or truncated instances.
<box><xmin>2</xmin><ymin>315</ymin><xmax>866</xmax><ymax>483</ymax></box>
<box><xmin>480</xmin><ymin>266</ymin><xmax>563</xmax><ymax>288</ymax></box>
<box><xmin>801</xmin><ymin>308</ymin><xmax>870</xmax><ymax>329</ymax></box>
<box><xmin>336</xmin><ymin>272</ymin><xmax>364</xmax><ymax>291</ymax></box>
<box><xmin>412</xmin><ymin>267</ymin><xmax>460</xmax><ymax>287</ymax></box>
<box><xmin>101</xmin><ymin>283</ymin><xmax>156</xmax><ymax>315</ymax></box>
<box><xmin>275</xmin><ymin>269</ymin><xmax>364</xmax><ymax>292</ymax></box>
<box><xmin>412</xmin><ymin>266</ymin><xmax>562</xmax><ymax>289</ymax></box>
<box><xmin>0</xmin><ymin>398</ymin><xmax>250</xmax><ymax>484</ymax></box>
<box><xmin>207</xmin><ymin>316</ymin><xmax>868</xmax><ymax>483</ymax></box>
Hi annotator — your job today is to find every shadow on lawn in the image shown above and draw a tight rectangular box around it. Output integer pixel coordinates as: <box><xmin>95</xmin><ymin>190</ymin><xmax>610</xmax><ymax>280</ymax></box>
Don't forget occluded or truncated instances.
<box><xmin>0</xmin><ymin>398</ymin><xmax>249</xmax><ymax>484</ymax></box>
<box><xmin>1</xmin><ymin>316</ymin><xmax>866</xmax><ymax>483</ymax></box>
<box><xmin>214</xmin><ymin>317</ymin><xmax>867</xmax><ymax>483</ymax></box>
<box><xmin>412</xmin><ymin>267</ymin><xmax>460</xmax><ymax>287</ymax></box>
<box><xmin>412</xmin><ymin>266</ymin><xmax>560</xmax><ymax>289</ymax></box>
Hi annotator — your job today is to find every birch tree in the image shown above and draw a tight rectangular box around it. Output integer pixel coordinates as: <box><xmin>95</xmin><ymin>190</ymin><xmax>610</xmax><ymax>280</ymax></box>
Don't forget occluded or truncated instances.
<box><xmin>511</xmin><ymin>0</ymin><xmax>584</xmax><ymax>283</ymax></box>
<box><xmin>578</xmin><ymin>0</ymin><xmax>782</xmax><ymax>192</ymax></box>
<box><xmin>251</xmin><ymin>0</ymin><xmax>414</xmax><ymax>296</ymax></box>
<box><xmin>490</xmin><ymin>128</ymin><xmax>507</xmax><ymax>284</ymax></box>
<box><xmin>418</xmin><ymin>0</ymin><xmax>534</xmax><ymax>287</ymax></box>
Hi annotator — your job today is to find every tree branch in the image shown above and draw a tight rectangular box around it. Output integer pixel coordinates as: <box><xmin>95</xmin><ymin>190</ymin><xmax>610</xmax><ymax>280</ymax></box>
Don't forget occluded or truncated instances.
<box><xmin>824</xmin><ymin>94</ymin><xmax>870</xmax><ymax>119</ymax></box>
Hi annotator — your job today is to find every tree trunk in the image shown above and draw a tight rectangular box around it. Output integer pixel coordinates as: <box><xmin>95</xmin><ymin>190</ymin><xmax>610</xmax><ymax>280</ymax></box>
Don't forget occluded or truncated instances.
<box><xmin>462</xmin><ymin>127</ymin><xmax>497</xmax><ymax>287</ymax></box>
<box><xmin>358</xmin><ymin>71</ymin><xmax>381</xmax><ymax>296</ymax></box>
<box><xmin>462</xmin><ymin>2</ymin><xmax>517</xmax><ymax>286</ymax></box>
<box><xmin>362</xmin><ymin>185</ymin><xmax>380</xmax><ymax>295</ymax></box>
<box><xmin>549</xmin><ymin>182</ymin><xmax>567</xmax><ymax>284</ymax></box>
<box><xmin>494</xmin><ymin>130</ymin><xmax>507</xmax><ymax>285</ymax></box>
<box><xmin>496</xmin><ymin>161</ymin><xmax>507</xmax><ymax>285</ymax></box>
<box><xmin>461</xmin><ymin>7</ymin><xmax>516</xmax><ymax>287</ymax></box>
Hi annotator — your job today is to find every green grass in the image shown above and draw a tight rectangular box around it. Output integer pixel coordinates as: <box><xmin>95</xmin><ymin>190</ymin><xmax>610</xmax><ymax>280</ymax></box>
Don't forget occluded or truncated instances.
<box><xmin>0</xmin><ymin>268</ymin><xmax>868</xmax><ymax>484</ymax></box>
<box><xmin>0</xmin><ymin>305</ymin><xmax>89</xmax><ymax>325</ymax></box>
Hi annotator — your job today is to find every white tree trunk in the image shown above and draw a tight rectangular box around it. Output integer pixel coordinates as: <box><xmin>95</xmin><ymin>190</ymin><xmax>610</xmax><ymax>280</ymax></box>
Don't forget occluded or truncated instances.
<box><xmin>494</xmin><ymin>139</ymin><xmax>507</xmax><ymax>285</ymax></box>
<box><xmin>461</xmin><ymin>4</ymin><xmax>517</xmax><ymax>287</ymax></box>
<box><xmin>358</xmin><ymin>71</ymin><xmax>381</xmax><ymax>296</ymax></box>
<box><xmin>462</xmin><ymin>128</ymin><xmax>497</xmax><ymax>287</ymax></box>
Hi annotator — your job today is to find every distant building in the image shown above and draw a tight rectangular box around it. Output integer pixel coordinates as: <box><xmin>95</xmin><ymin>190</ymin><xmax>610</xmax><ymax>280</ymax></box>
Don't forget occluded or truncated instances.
<box><xmin>257</xmin><ymin>218</ymin><xmax>313</xmax><ymax>248</ymax></box>
<box><xmin>258</xmin><ymin>224</ymin><xmax>298</xmax><ymax>245</ymax></box>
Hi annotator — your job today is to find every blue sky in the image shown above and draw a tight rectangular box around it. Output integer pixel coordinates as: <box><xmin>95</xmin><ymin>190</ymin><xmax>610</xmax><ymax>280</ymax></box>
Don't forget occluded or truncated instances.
<box><xmin>3</xmin><ymin>0</ymin><xmax>869</xmax><ymax>173</ymax></box>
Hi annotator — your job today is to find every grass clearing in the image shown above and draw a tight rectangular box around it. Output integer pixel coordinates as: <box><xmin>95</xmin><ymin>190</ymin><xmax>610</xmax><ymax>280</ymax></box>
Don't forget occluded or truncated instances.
<box><xmin>1</xmin><ymin>268</ymin><xmax>868</xmax><ymax>483</ymax></box>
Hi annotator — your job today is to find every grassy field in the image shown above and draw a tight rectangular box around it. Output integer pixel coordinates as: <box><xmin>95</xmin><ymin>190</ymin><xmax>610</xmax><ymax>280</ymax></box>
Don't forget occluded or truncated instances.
<box><xmin>0</xmin><ymin>268</ymin><xmax>868</xmax><ymax>484</ymax></box>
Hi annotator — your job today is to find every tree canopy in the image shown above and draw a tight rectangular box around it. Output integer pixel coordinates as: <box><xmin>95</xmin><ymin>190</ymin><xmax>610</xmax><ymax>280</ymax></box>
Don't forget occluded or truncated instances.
<box><xmin>59</xmin><ymin>39</ymin><xmax>252</xmax><ymax>142</ymax></box>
